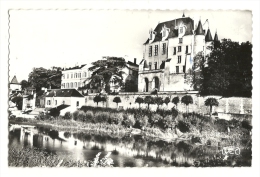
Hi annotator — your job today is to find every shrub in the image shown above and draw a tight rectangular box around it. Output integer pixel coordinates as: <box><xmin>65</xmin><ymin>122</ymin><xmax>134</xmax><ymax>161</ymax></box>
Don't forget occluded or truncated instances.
<box><xmin>123</xmin><ymin>114</ymin><xmax>135</xmax><ymax>128</ymax></box>
<box><xmin>162</xmin><ymin>115</ymin><xmax>175</xmax><ymax>129</ymax></box>
<box><xmin>241</xmin><ymin>120</ymin><xmax>252</xmax><ymax>131</ymax></box>
<box><xmin>214</xmin><ymin>119</ymin><xmax>229</xmax><ymax>132</ymax></box>
<box><xmin>150</xmin><ymin>114</ymin><xmax>163</xmax><ymax>127</ymax></box>
<box><xmin>77</xmin><ymin>111</ymin><xmax>86</xmax><ymax>122</ymax></box>
<box><xmin>94</xmin><ymin>112</ymin><xmax>110</xmax><ymax>123</ymax></box>
<box><xmin>36</xmin><ymin>112</ymin><xmax>51</xmax><ymax>121</ymax></box>
<box><xmin>48</xmin><ymin>108</ymin><xmax>60</xmax><ymax>117</ymax></box>
<box><xmin>85</xmin><ymin>111</ymin><xmax>94</xmax><ymax>123</ymax></box>
<box><xmin>64</xmin><ymin>112</ymin><xmax>72</xmax><ymax>120</ymax></box>
<box><xmin>137</xmin><ymin>115</ymin><xmax>149</xmax><ymax>128</ymax></box>
<box><xmin>205</xmin><ymin>98</ymin><xmax>219</xmax><ymax>117</ymax></box>
<box><xmin>109</xmin><ymin>113</ymin><xmax>124</xmax><ymax>125</ymax></box>
<box><xmin>72</xmin><ymin>110</ymin><xmax>80</xmax><ymax>121</ymax></box>
<box><xmin>177</xmin><ymin>120</ymin><xmax>190</xmax><ymax>133</ymax></box>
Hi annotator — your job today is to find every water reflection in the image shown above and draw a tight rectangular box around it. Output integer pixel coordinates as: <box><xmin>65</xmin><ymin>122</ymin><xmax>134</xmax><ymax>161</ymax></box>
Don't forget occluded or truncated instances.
<box><xmin>9</xmin><ymin>125</ymin><xmax>251</xmax><ymax>167</ymax></box>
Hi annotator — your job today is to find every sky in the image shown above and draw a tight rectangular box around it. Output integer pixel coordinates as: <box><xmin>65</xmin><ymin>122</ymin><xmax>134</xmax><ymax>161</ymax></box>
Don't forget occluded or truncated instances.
<box><xmin>9</xmin><ymin>10</ymin><xmax>252</xmax><ymax>81</ymax></box>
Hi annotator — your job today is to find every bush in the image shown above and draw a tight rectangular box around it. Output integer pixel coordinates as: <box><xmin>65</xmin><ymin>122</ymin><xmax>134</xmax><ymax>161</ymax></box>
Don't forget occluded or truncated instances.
<box><xmin>177</xmin><ymin>120</ymin><xmax>190</xmax><ymax>133</ymax></box>
<box><xmin>109</xmin><ymin>113</ymin><xmax>124</xmax><ymax>125</ymax></box>
<box><xmin>123</xmin><ymin>114</ymin><xmax>135</xmax><ymax>128</ymax></box>
<box><xmin>85</xmin><ymin>111</ymin><xmax>94</xmax><ymax>123</ymax></box>
<box><xmin>162</xmin><ymin>115</ymin><xmax>175</xmax><ymax>129</ymax></box>
<box><xmin>48</xmin><ymin>108</ymin><xmax>60</xmax><ymax>117</ymax></box>
<box><xmin>77</xmin><ymin>111</ymin><xmax>86</xmax><ymax>122</ymax></box>
<box><xmin>94</xmin><ymin>112</ymin><xmax>110</xmax><ymax>123</ymax></box>
<box><xmin>150</xmin><ymin>114</ymin><xmax>163</xmax><ymax>127</ymax></box>
<box><xmin>137</xmin><ymin>115</ymin><xmax>149</xmax><ymax>128</ymax></box>
<box><xmin>36</xmin><ymin>112</ymin><xmax>51</xmax><ymax>121</ymax></box>
<box><xmin>73</xmin><ymin>110</ymin><xmax>80</xmax><ymax>121</ymax></box>
<box><xmin>241</xmin><ymin>120</ymin><xmax>252</xmax><ymax>131</ymax></box>
<box><xmin>64</xmin><ymin>112</ymin><xmax>72</xmax><ymax>120</ymax></box>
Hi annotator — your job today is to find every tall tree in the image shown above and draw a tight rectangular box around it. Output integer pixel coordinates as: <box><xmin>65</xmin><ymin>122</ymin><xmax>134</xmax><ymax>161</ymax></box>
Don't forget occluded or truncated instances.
<box><xmin>87</xmin><ymin>57</ymin><xmax>126</xmax><ymax>93</ymax></box>
<box><xmin>113</xmin><ymin>96</ymin><xmax>121</xmax><ymax>108</ymax></box>
<box><xmin>154</xmin><ymin>97</ymin><xmax>164</xmax><ymax>109</ymax></box>
<box><xmin>188</xmin><ymin>39</ymin><xmax>252</xmax><ymax>97</ymax></box>
<box><xmin>135</xmin><ymin>97</ymin><xmax>144</xmax><ymax>109</ymax></box>
<box><xmin>93</xmin><ymin>95</ymin><xmax>102</xmax><ymax>106</ymax></box>
<box><xmin>28</xmin><ymin>66</ymin><xmax>62</xmax><ymax>91</ymax></box>
<box><xmin>144</xmin><ymin>96</ymin><xmax>154</xmax><ymax>110</ymax></box>
<box><xmin>20</xmin><ymin>80</ymin><xmax>30</xmax><ymax>90</ymax></box>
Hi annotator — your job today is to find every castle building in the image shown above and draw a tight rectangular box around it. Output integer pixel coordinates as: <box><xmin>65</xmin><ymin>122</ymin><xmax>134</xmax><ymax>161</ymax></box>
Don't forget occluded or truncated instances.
<box><xmin>9</xmin><ymin>75</ymin><xmax>22</xmax><ymax>93</ymax></box>
<box><xmin>138</xmin><ymin>14</ymin><xmax>219</xmax><ymax>92</ymax></box>
<box><xmin>61</xmin><ymin>64</ymin><xmax>92</xmax><ymax>90</ymax></box>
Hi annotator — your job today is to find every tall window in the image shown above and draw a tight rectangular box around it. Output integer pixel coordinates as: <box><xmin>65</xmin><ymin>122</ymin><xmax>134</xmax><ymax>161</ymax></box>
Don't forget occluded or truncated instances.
<box><xmin>183</xmin><ymin>65</ymin><xmax>186</xmax><ymax>73</ymax></box>
<box><xmin>173</xmin><ymin>47</ymin><xmax>176</xmax><ymax>55</ymax></box>
<box><xmin>176</xmin><ymin>66</ymin><xmax>179</xmax><ymax>74</ymax></box>
<box><xmin>149</xmin><ymin>62</ymin><xmax>152</xmax><ymax>70</ymax></box>
<box><xmin>154</xmin><ymin>45</ymin><xmax>158</xmax><ymax>56</ymax></box>
<box><xmin>47</xmin><ymin>100</ymin><xmax>51</xmax><ymax>105</ymax></box>
<box><xmin>75</xmin><ymin>73</ymin><xmax>77</xmax><ymax>78</ymax></box>
<box><xmin>62</xmin><ymin>74</ymin><xmax>65</xmax><ymax>79</ymax></box>
<box><xmin>83</xmin><ymin>72</ymin><xmax>87</xmax><ymax>77</ymax></box>
<box><xmin>179</xmin><ymin>38</ymin><xmax>183</xmax><ymax>43</ymax></box>
<box><xmin>162</xmin><ymin>30</ymin><xmax>166</xmax><ymax>37</ymax></box>
<box><xmin>150</xmin><ymin>32</ymin><xmax>153</xmax><ymax>40</ymax></box>
<box><xmin>186</xmin><ymin>45</ymin><xmax>189</xmax><ymax>53</ymax></box>
<box><xmin>71</xmin><ymin>73</ymin><xmax>73</xmax><ymax>78</ymax></box>
<box><xmin>55</xmin><ymin>100</ymin><xmax>57</xmax><ymax>105</ymax></box>
<box><xmin>67</xmin><ymin>74</ymin><xmax>69</xmax><ymax>79</ymax></box>
<box><xmin>66</xmin><ymin>83</ymin><xmax>69</xmax><ymax>88</ymax></box>
<box><xmin>70</xmin><ymin>82</ymin><xmax>73</xmax><ymax>88</ymax></box>
<box><xmin>78</xmin><ymin>82</ymin><xmax>81</xmax><ymax>88</ymax></box>
<box><xmin>78</xmin><ymin>73</ymin><xmax>81</xmax><ymax>78</ymax></box>
<box><xmin>178</xmin><ymin>56</ymin><xmax>182</xmax><ymax>63</ymax></box>
<box><xmin>74</xmin><ymin>82</ymin><xmax>77</xmax><ymax>88</ymax></box>
<box><xmin>180</xmin><ymin>27</ymin><xmax>183</xmax><ymax>33</ymax></box>
<box><xmin>154</xmin><ymin>62</ymin><xmax>157</xmax><ymax>70</ymax></box>
<box><xmin>162</xmin><ymin>43</ymin><xmax>166</xmax><ymax>55</ymax></box>
<box><xmin>149</xmin><ymin>46</ymin><xmax>152</xmax><ymax>57</ymax></box>
<box><xmin>76</xmin><ymin>101</ymin><xmax>79</xmax><ymax>107</ymax></box>
<box><xmin>178</xmin><ymin>46</ymin><xmax>182</xmax><ymax>52</ymax></box>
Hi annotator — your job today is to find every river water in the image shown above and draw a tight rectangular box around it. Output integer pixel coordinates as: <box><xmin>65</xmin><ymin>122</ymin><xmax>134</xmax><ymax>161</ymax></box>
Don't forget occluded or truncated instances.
<box><xmin>8</xmin><ymin>124</ymin><xmax>251</xmax><ymax>167</ymax></box>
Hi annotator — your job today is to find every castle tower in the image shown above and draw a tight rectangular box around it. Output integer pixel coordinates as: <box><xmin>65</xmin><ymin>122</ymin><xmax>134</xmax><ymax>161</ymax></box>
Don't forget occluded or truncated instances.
<box><xmin>213</xmin><ymin>31</ymin><xmax>220</xmax><ymax>48</ymax></box>
<box><xmin>194</xmin><ymin>20</ymin><xmax>205</xmax><ymax>55</ymax></box>
<box><xmin>205</xmin><ymin>28</ymin><xmax>213</xmax><ymax>66</ymax></box>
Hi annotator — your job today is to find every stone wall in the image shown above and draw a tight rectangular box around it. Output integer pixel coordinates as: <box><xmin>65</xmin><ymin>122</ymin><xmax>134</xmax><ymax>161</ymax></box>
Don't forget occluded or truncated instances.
<box><xmin>84</xmin><ymin>93</ymin><xmax>252</xmax><ymax>117</ymax></box>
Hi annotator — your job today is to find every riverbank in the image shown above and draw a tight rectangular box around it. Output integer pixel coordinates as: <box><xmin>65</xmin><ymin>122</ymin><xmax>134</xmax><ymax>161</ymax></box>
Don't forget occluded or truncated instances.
<box><xmin>8</xmin><ymin>146</ymin><xmax>113</xmax><ymax>167</ymax></box>
<box><xmin>9</xmin><ymin>115</ymin><xmax>252</xmax><ymax>148</ymax></box>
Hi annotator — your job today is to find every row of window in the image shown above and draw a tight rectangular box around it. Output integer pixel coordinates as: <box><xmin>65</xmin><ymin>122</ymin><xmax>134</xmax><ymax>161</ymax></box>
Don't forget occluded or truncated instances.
<box><xmin>62</xmin><ymin>72</ymin><xmax>88</xmax><ymax>79</ymax></box>
<box><xmin>46</xmin><ymin>100</ymin><xmax>79</xmax><ymax>107</ymax></box>
<box><xmin>149</xmin><ymin>43</ymin><xmax>167</xmax><ymax>57</ymax></box>
<box><xmin>61</xmin><ymin>82</ymin><xmax>82</xmax><ymax>89</ymax></box>
<box><xmin>149</xmin><ymin>45</ymin><xmax>190</xmax><ymax>57</ymax></box>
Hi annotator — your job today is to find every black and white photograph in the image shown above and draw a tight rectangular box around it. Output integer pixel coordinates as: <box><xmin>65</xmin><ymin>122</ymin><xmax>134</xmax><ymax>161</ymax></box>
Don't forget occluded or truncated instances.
<box><xmin>1</xmin><ymin>1</ymin><xmax>259</xmax><ymax>176</ymax></box>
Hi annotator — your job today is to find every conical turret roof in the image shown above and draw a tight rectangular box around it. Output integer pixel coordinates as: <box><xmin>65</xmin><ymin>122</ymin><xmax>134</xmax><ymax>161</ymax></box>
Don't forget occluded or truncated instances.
<box><xmin>205</xmin><ymin>28</ymin><xmax>213</xmax><ymax>42</ymax></box>
<box><xmin>10</xmin><ymin>75</ymin><xmax>19</xmax><ymax>84</ymax></box>
<box><xmin>195</xmin><ymin>20</ymin><xmax>204</xmax><ymax>35</ymax></box>
<box><xmin>214</xmin><ymin>32</ymin><xmax>219</xmax><ymax>41</ymax></box>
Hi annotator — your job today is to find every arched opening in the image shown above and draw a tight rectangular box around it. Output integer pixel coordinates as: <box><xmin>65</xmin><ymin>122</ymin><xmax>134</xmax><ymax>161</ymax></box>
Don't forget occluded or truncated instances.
<box><xmin>144</xmin><ymin>78</ymin><xmax>149</xmax><ymax>92</ymax></box>
<box><xmin>154</xmin><ymin>77</ymin><xmax>159</xmax><ymax>91</ymax></box>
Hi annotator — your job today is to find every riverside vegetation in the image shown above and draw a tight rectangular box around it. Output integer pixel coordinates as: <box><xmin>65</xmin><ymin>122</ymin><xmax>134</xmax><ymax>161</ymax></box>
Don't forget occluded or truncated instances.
<box><xmin>10</xmin><ymin>105</ymin><xmax>252</xmax><ymax>148</ymax></box>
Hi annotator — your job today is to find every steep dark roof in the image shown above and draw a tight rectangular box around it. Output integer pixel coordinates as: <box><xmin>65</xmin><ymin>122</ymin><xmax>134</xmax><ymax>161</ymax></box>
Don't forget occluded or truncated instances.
<box><xmin>63</xmin><ymin>64</ymin><xmax>87</xmax><ymax>71</ymax></box>
<box><xmin>46</xmin><ymin>89</ymin><xmax>84</xmax><ymax>97</ymax></box>
<box><xmin>205</xmin><ymin>29</ymin><xmax>213</xmax><ymax>42</ymax></box>
<box><xmin>56</xmin><ymin>104</ymin><xmax>70</xmax><ymax>111</ymax></box>
<box><xmin>214</xmin><ymin>32</ymin><xmax>219</xmax><ymax>41</ymax></box>
<box><xmin>144</xmin><ymin>17</ymin><xmax>194</xmax><ymax>44</ymax></box>
<box><xmin>127</xmin><ymin>61</ymin><xmax>138</xmax><ymax>67</ymax></box>
<box><xmin>10</xmin><ymin>76</ymin><xmax>19</xmax><ymax>84</ymax></box>
<box><xmin>195</xmin><ymin>20</ymin><xmax>204</xmax><ymax>35</ymax></box>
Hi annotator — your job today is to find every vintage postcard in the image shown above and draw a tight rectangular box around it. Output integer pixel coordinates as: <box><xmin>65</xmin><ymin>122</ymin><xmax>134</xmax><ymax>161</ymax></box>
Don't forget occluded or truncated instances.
<box><xmin>1</xmin><ymin>1</ymin><xmax>259</xmax><ymax>177</ymax></box>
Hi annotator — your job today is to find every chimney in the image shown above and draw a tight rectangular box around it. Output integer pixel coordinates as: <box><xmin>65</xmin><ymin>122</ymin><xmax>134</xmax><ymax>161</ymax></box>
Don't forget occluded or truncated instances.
<box><xmin>134</xmin><ymin>58</ymin><xmax>136</xmax><ymax>64</ymax></box>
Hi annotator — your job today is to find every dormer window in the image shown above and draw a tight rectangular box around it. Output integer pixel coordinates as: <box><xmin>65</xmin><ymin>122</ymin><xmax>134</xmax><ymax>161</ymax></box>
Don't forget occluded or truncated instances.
<box><xmin>162</xmin><ymin>30</ymin><xmax>166</xmax><ymax>37</ymax></box>
<box><xmin>150</xmin><ymin>32</ymin><xmax>153</xmax><ymax>40</ymax></box>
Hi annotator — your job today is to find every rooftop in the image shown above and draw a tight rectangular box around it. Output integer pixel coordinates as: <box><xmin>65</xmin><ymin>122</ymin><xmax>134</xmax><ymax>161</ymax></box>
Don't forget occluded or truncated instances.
<box><xmin>46</xmin><ymin>89</ymin><xmax>84</xmax><ymax>97</ymax></box>
<box><xmin>62</xmin><ymin>64</ymin><xmax>87</xmax><ymax>71</ymax></box>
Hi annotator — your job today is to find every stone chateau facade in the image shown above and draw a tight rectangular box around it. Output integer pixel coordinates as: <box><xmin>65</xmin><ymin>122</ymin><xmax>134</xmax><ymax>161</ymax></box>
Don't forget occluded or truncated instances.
<box><xmin>138</xmin><ymin>14</ymin><xmax>219</xmax><ymax>92</ymax></box>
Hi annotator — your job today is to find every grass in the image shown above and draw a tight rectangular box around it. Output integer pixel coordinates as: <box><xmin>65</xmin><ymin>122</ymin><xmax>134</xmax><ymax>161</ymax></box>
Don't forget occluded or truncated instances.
<box><xmin>8</xmin><ymin>146</ymin><xmax>113</xmax><ymax>167</ymax></box>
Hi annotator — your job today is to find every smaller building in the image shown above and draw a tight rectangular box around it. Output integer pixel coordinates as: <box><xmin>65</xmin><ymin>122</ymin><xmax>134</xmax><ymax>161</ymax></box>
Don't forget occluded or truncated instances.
<box><xmin>9</xmin><ymin>75</ymin><xmax>22</xmax><ymax>94</ymax></box>
<box><xmin>45</xmin><ymin>89</ymin><xmax>85</xmax><ymax>115</ymax></box>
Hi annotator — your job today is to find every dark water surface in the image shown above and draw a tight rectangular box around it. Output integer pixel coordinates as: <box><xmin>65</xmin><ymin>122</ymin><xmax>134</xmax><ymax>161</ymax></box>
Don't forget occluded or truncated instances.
<box><xmin>9</xmin><ymin>124</ymin><xmax>251</xmax><ymax>167</ymax></box>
